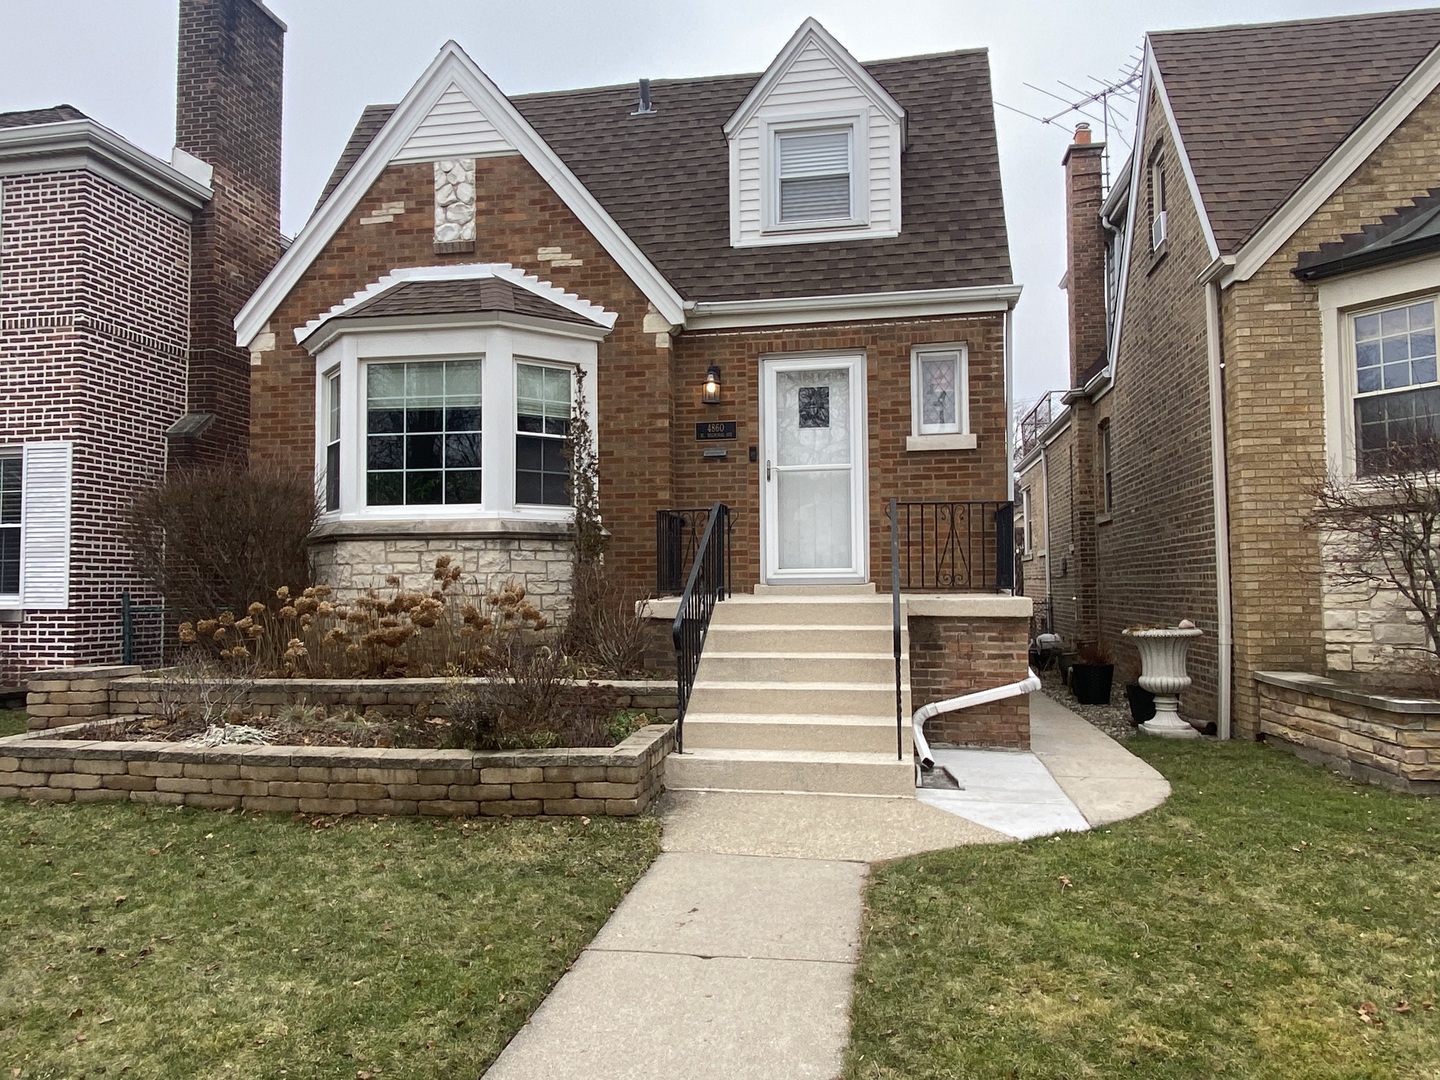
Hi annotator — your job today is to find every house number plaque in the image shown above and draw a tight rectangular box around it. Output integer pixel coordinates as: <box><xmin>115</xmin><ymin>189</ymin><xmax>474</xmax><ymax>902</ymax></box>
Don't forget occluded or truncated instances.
<box><xmin>695</xmin><ymin>421</ymin><xmax>737</xmax><ymax>441</ymax></box>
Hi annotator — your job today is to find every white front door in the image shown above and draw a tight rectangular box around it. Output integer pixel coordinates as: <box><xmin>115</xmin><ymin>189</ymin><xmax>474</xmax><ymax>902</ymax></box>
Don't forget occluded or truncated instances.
<box><xmin>761</xmin><ymin>354</ymin><xmax>868</xmax><ymax>584</ymax></box>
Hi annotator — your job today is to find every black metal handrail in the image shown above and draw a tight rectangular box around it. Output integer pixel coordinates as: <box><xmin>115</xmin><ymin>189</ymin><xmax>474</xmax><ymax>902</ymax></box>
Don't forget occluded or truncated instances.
<box><xmin>656</xmin><ymin>507</ymin><xmax>735</xmax><ymax>597</ymax></box>
<box><xmin>889</xmin><ymin>498</ymin><xmax>903</xmax><ymax>761</ymax></box>
<box><xmin>671</xmin><ymin>501</ymin><xmax>731</xmax><ymax>752</ymax></box>
<box><xmin>886</xmin><ymin>500</ymin><xmax>1015</xmax><ymax>592</ymax></box>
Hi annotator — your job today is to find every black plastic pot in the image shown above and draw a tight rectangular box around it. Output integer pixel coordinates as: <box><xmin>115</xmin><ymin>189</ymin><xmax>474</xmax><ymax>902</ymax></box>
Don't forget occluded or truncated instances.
<box><xmin>1070</xmin><ymin>663</ymin><xmax>1114</xmax><ymax>706</ymax></box>
<box><xmin>1125</xmin><ymin>682</ymin><xmax>1156</xmax><ymax>724</ymax></box>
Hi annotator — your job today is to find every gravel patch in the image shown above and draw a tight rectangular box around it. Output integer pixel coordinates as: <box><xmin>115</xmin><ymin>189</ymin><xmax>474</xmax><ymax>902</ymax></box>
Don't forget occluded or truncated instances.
<box><xmin>1039</xmin><ymin>669</ymin><xmax>1137</xmax><ymax>741</ymax></box>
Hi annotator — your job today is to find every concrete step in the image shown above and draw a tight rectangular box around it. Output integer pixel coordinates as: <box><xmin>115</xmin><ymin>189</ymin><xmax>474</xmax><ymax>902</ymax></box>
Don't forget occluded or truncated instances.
<box><xmin>713</xmin><ymin>598</ymin><xmax>897</xmax><ymax>627</ymax></box>
<box><xmin>665</xmin><ymin>747</ymin><xmax>915</xmax><ymax>797</ymax></box>
<box><xmin>706</xmin><ymin>624</ymin><xmax>899</xmax><ymax>653</ymax></box>
<box><xmin>752</xmin><ymin>582</ymin><xmax>878</xmax><ymax>595</ymax></box>
<box><xmin>686</xmin><ymin>681</ymin><xmax>905</xmax><ymax>717</ymax></box>
<box><xmin>698</xmin><ymin>651</ymin><xmax>899</xmax><ymax>683</ymax></box>
<box><xmin>684</xmin><ymin>711</ymin><xmax>911</xmax><ymax>754</ymax></box>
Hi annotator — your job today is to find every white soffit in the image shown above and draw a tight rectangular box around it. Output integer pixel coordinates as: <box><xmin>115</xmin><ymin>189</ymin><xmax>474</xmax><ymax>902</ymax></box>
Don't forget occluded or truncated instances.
<box><xmin>723</xmin><ymin>17</ymin><xmax>906</xmax><ymax>137</ymax></box>
<box><xmin>296</xmin><ymin>263</ymin><xmax>617</xmax><ymax>347</ymax></box>
<box><xmin>235</xmin><ymin>41</ymin><xmax>686</xmax><ymax>347</ymax></box>
<box><xmin>1226</xmin><ymin>40</ymin><xmax>1440</xmax><ymax>285</ymax></box>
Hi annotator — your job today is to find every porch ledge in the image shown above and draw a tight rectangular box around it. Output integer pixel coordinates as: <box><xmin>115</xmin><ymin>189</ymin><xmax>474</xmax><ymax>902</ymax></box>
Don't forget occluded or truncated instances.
<box><xmin>640</xmin><ymin>593</ymin><xmax>1030</xmax><ymax>620</ymax></box>
<box><xmin>1255</xmin><ymin>670</ymin><xmax>1440</xmax><ymax>716</ymax></box>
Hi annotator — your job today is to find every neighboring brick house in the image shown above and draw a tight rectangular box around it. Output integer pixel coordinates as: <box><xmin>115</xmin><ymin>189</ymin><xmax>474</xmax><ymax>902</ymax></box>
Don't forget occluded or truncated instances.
<box><xmin>236</xmin><ymin>18</ymin><xmax>1020</xmax><ymax>616</ymax></box>
<box><xmin>0</xmin><ymin>0</ymin><xmax>284</xmax><ymax>682</ymax></box>
<box><xmin>1017</xmin><ymin>8</ymin><xmax>1440</xmax><ymax>739</ymax></box>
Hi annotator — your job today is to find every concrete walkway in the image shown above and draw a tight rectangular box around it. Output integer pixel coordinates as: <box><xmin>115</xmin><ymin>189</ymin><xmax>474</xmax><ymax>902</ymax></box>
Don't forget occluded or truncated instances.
<box><xmin>482</xmin><ymin>695</ymin><xmax>1168</xmax><ymax>1080</ymax></box>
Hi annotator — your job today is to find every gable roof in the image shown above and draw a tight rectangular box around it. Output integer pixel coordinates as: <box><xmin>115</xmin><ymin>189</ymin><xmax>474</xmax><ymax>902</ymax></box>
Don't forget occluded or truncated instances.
<box><xmin>1150</xmin><ymin>8</ymin><xmax>1440</xmax><ymax>256</ymax></box>
<box><xmin>1295</xmin><ymin>186</ymin><xmax>1440</xmax><ymax>280</ymax></box>
<box><xmin>313</xmin><ymin>48</ymin><xmax>1009</xmax><ymax>309</ymax></box>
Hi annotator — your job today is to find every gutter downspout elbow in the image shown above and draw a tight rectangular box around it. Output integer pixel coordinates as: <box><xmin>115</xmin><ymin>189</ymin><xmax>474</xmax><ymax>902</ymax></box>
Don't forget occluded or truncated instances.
<box><xmin>913</xmin><ymin>668</ymin><xmax>1042</xmax><ymax>771</ymax></box>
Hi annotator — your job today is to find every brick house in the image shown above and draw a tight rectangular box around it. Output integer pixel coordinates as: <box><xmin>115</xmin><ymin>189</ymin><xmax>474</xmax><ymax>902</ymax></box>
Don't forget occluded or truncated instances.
<box><xmin>0</xmin><ymin>0</ymin><xmax>284</xmax><ymax>682</ymax></box>
<box><xmin>237</xmin><ymin>18</ymin><xmax>1020</xmax><ymax>619</ymax></box>
<box><xmin>1017</xmin><ymin>8</ymin><xmax>1440</xmax><ymax>742</ymax></box>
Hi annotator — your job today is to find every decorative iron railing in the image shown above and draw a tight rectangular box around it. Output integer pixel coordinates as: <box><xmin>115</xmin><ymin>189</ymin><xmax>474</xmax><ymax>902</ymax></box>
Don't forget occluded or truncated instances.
<box><xmin>670</xmin><ymin>502</ymin><xmax>731</xmax><ymax>751</ymax></box>
<box><xmin>886</xmin><ymin>500</ymin><xmax>1015</xmax><ymax>593</ymax></box>
<box><xmin>656</xmin><ymin>506</ymin><xmax>735</xmax><ymax>597</ymax></box>
<box><xmin>888</xmin><ymin>499</ymin><xmax>904</xmax><ymax>761</ymax></box>
<box><xmin>1017</xmin><ymin>389</ymin><xmax>1068</xmax><ymax>462</ymax></box>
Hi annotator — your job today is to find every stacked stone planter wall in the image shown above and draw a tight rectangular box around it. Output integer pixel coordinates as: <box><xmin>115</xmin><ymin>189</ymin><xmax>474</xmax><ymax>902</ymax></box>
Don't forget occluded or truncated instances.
<box><xmin>0</xmin><ymin>722</ymin><xmax>674</xmax><ymax>818</ymax></box>
<box><xmin>1257</xmin><ymin>671</ymin><xmax>1440</xmax><ymax>794</ymax></box>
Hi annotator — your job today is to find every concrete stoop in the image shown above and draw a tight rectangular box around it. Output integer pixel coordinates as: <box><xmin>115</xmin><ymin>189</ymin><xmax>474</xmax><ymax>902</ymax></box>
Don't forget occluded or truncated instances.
<box><xmin>667</xmin><ymin>591</ymin><xmax>914</xmax><ymax>798</ymax></box>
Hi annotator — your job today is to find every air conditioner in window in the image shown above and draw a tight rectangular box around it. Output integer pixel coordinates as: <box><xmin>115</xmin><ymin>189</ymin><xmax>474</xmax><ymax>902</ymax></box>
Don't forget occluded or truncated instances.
<box><xmin>1151</xmin><ymin>209</ymin><xmax>1168</xmax><ymax>250</ymax></box>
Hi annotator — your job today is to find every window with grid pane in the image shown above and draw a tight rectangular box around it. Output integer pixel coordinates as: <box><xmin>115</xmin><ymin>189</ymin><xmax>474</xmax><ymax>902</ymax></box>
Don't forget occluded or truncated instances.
<box><xmin>1352</xmin><ymin>299</ymin><xmax>1440</xmax><ymax>475</ymax></box>
<box><xmin>917</xmin><ymin>351</ymin><xmax>963</xmax><ymax>434</ymax></box>
<box><xmin>777</xmin><ymin>129</ymin><xmax>851</xmax><ymax>223</ymax></box>
<box><xmin>325</xmin><ymin>372</ymin><xmax>341</xmax><ymax>513</ymax></box>
<box><xmin>516</xmin><ymin>363</ymin><xmax>572</xmax><ymax>506</ymax></box>
<box><xmin>365</xmin><ymin>360</ymin><xmax>481</xmax><ymax>506</ymax></box>
<box><xmin>0</xmin><ymin>455</ymin><xmax>19</xmax><ymax>596</ymax></box>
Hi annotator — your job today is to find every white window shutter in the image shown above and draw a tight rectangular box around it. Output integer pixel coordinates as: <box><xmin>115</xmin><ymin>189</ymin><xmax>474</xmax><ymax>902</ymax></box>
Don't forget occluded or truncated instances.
<box><xmin>21</xmin><ymin>442</ymin><xmax>72</xmax><ymax>609</ymax></box>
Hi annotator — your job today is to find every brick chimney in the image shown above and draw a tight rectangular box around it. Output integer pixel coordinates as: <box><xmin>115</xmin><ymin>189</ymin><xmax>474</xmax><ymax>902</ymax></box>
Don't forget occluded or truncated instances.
<box><xmin>1062</xmin><ymin>123</ymin><xmax>1107</xmax><ymax>389</ymax></box>
<box><xmin>172</xmin><ymin>0</ymin><xmax>285</xmax><ymax>465</ymax></box>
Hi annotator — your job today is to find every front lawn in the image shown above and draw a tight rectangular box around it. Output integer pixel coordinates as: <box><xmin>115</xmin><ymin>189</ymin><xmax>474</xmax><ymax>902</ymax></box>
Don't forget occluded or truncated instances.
<box><xmin>0</xmin><ymin>801</ymin><xmax>659</xmax><ymax>1078</ymax></box>
<box><xmin>0</xmin><ymin>710</ymin><xmax>26</xmax><ymax>738</ymax></box>
<box><xmin>846</xmin><ymin>739</ymin><xmax>1440</xmax><ymax>1079</ymax></box>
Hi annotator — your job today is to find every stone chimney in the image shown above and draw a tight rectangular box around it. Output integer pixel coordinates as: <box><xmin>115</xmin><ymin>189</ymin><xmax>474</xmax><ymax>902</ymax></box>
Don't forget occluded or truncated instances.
<box><xmin>1062</xmin><ymin>123</ymin><xmax>1107</xmax><ymax>390</ymax></box>
<box><xmin>172</xmin><ymin>0</ymin><xmax>285</xmax><ymax>465</ymax></box>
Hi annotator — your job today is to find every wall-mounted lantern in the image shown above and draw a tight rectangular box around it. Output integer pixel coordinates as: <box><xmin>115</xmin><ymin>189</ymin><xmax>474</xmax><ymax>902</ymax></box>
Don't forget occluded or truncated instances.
<box><xmin>702</xmin><ymin>365</ymin><xmax>722</xmax><ymax>405</ymax></box>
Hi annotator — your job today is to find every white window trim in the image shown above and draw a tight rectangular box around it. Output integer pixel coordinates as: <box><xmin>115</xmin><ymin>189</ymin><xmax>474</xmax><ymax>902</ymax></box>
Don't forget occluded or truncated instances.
<box><xmin>1020</xmin><ymin>486</ymin><xmax>1033</xmax><ymax>557</ymax></box>
<box><xmin>514</xmin><ymin>358</ymin><xmax>578</xmax><ymax>509</ymax></box>
<box><xmin>906</xmin><ymin>343</ymin><xmax>975</xmax><ymax>451</ymax></box>
<box><xmin>760</xmin><ymin>111</ymin><xmax>870</xmax><ymax>236</ymax></box>
<box><xmin>1149</xmin><ymin>150</ymin><xmax>1168</xmax><ymax>251</ymax></box>
<box><xmin>1319</xmin><ymin>258</ymin><xmax>1440</xmax><ymax>481</ymax></box>
<box><xmin>313</xmin><ymin>322</ymin><xmax>598</xmax><ymax>525</ymax></box>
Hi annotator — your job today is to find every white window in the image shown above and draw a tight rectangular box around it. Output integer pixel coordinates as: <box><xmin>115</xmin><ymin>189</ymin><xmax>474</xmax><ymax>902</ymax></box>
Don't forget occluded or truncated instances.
<box><xmin>0</xmin><ymin>453</ymin><xmax>19</xmax><ymax>601</ymax></box>
<box><xmin>1020</xmin><ymin>486</ymin><xmax>1033</xmax><ymax>557</ymax></box>
<box><xmin>907</xmin><ymin>345</ymin><xmax>973</xmax><ymax>450</ymax></box>
<box><xmin>1150</xmin><ymin>150</ymin><xmax>1168</xmax><ymax>250</ymax></box>
<box><xmin>1099</xmin><ymin>421</ymin><xmax>1113</xmax><ymax>514</ymax></box>
<box><xmin>314</xmin><ymin>322</ymin><xmax>597</xmax><ymax>524</ymax></box>
<box><xmin>1351</xmin><ymin>297</ymin><xmax>1440</xmax><ymax>476</ymax></box>
<box><xmin>365</xmin><ymin>359</ymin><xmax>483</xmax><ymax>507</ymax></box>
<box><xmin>515</xmin><ymin>363</ymin><xmax>572</xmax><ymax>506</ymax></box>
<box><xmin>776</xmin><ymin>128</ymin><xmax>852</xmax><ymax>224</ymax></box>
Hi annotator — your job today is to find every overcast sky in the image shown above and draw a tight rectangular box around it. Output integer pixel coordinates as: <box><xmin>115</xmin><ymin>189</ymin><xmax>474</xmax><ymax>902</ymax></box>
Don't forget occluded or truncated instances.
<box><xmin>2</xmin><ymin>0</ymin><xmax>1431</xmax><ymax>409</ymax></box>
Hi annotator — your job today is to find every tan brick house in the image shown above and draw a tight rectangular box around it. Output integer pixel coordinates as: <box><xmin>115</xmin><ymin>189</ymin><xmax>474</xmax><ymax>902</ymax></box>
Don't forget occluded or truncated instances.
<box><xmin>1018</xmin><ymin>8</ymin><xmax>1440</xmax><ymax>742</ymax></box>
<box><xmin>0</xmin><ymin>0</ymin><xmax>284</xmax><ymax>681</ymax></box>
<box><xmin>236</xmin><ymin>18</ymin><xmax>1021</xmax><ymax>618</ymax></box>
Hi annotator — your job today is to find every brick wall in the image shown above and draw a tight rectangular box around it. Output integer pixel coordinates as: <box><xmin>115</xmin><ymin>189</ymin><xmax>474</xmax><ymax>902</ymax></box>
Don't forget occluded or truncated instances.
<box><xmin>1089</xmin><ymin>92</ymin><xmax>1220</xmax><ymax>717</ymax></box>
<box><xmin>1224</xmin><ymin>86</ymin><xmax>1440</xmax><ymax>736</ymax></box>
<box><xmin>906</xmin><ymin>601</ymin><xmax>1031</xmax><ymax>748</ymax></box>
<box><xmin>0</xmin><ymin>172</ymin><xmax>190</xmax><ymax>681</ymax></box>
<box><xmin>175</xmin><ymin>0</ymin><xmax>285</xmax><ymax>464</ymax></box>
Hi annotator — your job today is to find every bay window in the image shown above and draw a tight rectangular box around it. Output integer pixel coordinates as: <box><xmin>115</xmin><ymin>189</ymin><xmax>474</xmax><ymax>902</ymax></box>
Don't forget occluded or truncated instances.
<box><xmin>515</xmin><ymin>363</ymin><xmax>572</xmax><ymax>506</ymax></box>
<box><xmin>1352</xmin><ymin>298</ymin><xmax>1440</xmax><ymax>475</ymax></box>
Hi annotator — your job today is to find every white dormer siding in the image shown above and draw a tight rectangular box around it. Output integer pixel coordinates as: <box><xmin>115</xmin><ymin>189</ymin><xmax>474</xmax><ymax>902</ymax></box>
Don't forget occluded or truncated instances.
<box><xmin>726</xmin><ymin>21</ymin><xmax>904</xmax><ymax>248</ymax></box>
<box><xmin>393</xmin><ymin>84</ymin><xmax>517</xmax><ymax>164</ymax></box>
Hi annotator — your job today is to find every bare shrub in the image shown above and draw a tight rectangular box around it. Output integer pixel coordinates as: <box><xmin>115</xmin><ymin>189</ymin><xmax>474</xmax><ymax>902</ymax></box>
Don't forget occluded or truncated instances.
<box><xmin>124</xmin><ymin>461</ymin><xmax>318</xmax><ymax>623</ymax></box>
<box><xmin>444</xmin><ymin>651</ymin><xmax>617</xmax><ymax>751</ymax></box>
<box><xmin>150</xmin><ymin>649</ymin><xmax>256</xmax><ymax>731</ymax></box>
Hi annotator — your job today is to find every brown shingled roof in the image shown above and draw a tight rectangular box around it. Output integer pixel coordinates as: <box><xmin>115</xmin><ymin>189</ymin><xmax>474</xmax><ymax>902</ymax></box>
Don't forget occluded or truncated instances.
<box><xmin>0</xmin><ymin>104</ymin><xmax>88</xmax><ymax>131</ymax></box>
<box><xmin>315</xmin><ymin>51</ymin><xmax>1012</xmax><ymax>303</ymax></box>
<box><xmin>336</xmin><ymin>277</ymin><xmax>599</xmax><ymax>326</ymax></box>
<box><xmin>1151</xmin><ymin>8</ymin><xmax>1440</xmax><ymax>255</ymax></box>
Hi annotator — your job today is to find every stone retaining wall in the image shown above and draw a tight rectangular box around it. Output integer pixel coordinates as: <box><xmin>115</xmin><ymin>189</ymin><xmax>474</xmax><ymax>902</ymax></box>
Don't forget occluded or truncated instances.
<box><xmin>25</xmin><ymin>667</ymin><xmax>676</xmax><ymax>730</ymax></box>
<box><xmin>0</xmin><ymin>722</ymin><xmax>674</xmax><ymax>818</ymax></box>
<box><xmin>1256</xmin><ymin>671</ymin><xmax>1440</xmax><ymax>794</ymax></box>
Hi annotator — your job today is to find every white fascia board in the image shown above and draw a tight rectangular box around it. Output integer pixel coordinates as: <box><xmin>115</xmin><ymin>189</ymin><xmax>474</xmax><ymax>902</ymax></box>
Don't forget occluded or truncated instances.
<box><xmin>723</xmin><ymin>17</ymin><xmax>906</xmax><ymax>138</ymax></box>
<box><xmin>1148</xmin><ymin>47</ymin><xmax>1220</xmax><ymax>263</ymax></box>
<box><xmin>302</xmin><ymin>310</ymin><xmax>610</xmax><ymax>355</ymax></box>
<box><xmin>296</xmin><ymin>263</ymin><xmax>617</xmax><ymax>346</ymax></box>
<box><xmin>0</xmin><ymin>120</ymin><xmax>211</xmax><ymax>220</ymax></box>
<box><xmin>235</xmin><ymin>41</ymin><xmax>686</xmax><ymax>348</ymax></box>
<box><xmin>1226</xmin><ymin>41</ymin><xmax>1440</xmax><ymax>286</ymax></box>
<box><xmin>1105</xmin><ymin>53</ymin><xmax>1148</xmax><ymax>378</ymax></box>
<box><xmin>685</xmin><ymin>284</ymin><xmax>1022</xmax><ymax>330</ymax></box>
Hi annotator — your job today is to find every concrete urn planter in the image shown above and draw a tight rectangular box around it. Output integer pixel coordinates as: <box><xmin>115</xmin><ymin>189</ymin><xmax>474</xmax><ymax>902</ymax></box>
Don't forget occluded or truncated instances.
<box><xmin>1122</xmin><ymin>625</ymin><xmax>1203</xmax><ymax>739</ymax></box>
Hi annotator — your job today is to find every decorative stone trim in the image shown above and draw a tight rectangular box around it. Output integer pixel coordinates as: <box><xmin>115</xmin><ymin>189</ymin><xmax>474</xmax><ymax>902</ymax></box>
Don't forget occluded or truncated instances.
<box><xmin>0</xmin><ymin>721</ymin><xmax>675</xmax><ymax>818</ymax></box>
<box><xmin>434</xmin><ymin>159</ymin><xmax>476</xmax><ymax>244</ymax></box>
<box><xmin>1256</xmin><ymin>670</ymin><xmax>1440</xmax><ymax>793</ymax></box>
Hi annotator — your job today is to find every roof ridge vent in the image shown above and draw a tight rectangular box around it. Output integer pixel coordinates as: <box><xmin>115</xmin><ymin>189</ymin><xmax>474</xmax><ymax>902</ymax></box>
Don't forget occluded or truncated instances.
<box><xmin>631</xmin><ymin>78</ymin><xmax>656</xmax><ymax>116</ymax></box>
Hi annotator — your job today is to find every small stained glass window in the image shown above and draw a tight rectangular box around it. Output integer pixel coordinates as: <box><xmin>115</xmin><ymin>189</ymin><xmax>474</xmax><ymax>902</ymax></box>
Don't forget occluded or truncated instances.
<box><xmin>913</xmin><ymin>348</ymin><xmax>966</xmax><ymax>436</ymax></box>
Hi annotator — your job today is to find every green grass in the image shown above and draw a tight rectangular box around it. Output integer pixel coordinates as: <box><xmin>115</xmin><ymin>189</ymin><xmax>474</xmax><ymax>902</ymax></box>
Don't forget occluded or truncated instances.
<box><xmin>0</xmin><ymin>801</ymin><xmax>659</xmax><ymax>1079</ymax></box>
<box><xmin>845</xmin><ymin>740</ymin><xmax>1440</xmax><ymax>1079</ymax></box>
<box><xmin>0</xmin><ymin>709</ymin><xmax>26</xmax><ymax>737</ymax></box>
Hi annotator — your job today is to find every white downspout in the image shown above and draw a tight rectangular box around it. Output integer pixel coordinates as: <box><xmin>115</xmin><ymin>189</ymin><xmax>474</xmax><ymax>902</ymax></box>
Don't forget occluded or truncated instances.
<box><xmin>1004</xmin><ymin>306</ymin><xmax>1016</xmax><ymax>502</ymax></box>
<box><xmin>1204</xmin><ymin>267</ymin><xmax>1234</xmax><ymax>740</ymax></box>
<box><xmin>913</xmin><ymin>668</ymin><xmax>1042</xmax><ymax>771</ymax></box>
<box><xmin>1040</xmin><ymin>445</ymin><xmax>1053</xmax><ymax>624</ymax></box>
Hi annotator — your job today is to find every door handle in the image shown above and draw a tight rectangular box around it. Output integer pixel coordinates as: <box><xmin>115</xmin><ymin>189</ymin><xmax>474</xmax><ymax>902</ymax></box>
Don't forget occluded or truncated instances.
<box><xmin>766</xmin><ymin>459</ymin><xmax>772</xmax><ymax>481</ymax></box>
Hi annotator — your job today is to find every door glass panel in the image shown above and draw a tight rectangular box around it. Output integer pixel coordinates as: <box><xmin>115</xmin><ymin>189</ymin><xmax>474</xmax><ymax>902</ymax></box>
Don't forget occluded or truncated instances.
<box><xmin>777</xmin><ymin>469</ymin><xmax>851</xmax><ymax>570</ymax></box>
<box><xmin>775</xmin><ymin>368</ymin><xmax>851</xmax><ymax>466</ymax></box>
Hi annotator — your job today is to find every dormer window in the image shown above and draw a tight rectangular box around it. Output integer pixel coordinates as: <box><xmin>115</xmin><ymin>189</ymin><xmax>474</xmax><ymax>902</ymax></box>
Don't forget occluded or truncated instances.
<box><xmin>776</xmin><ymin>128</ymin><xmax>852</xmax><ymax>224</ymax></box>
